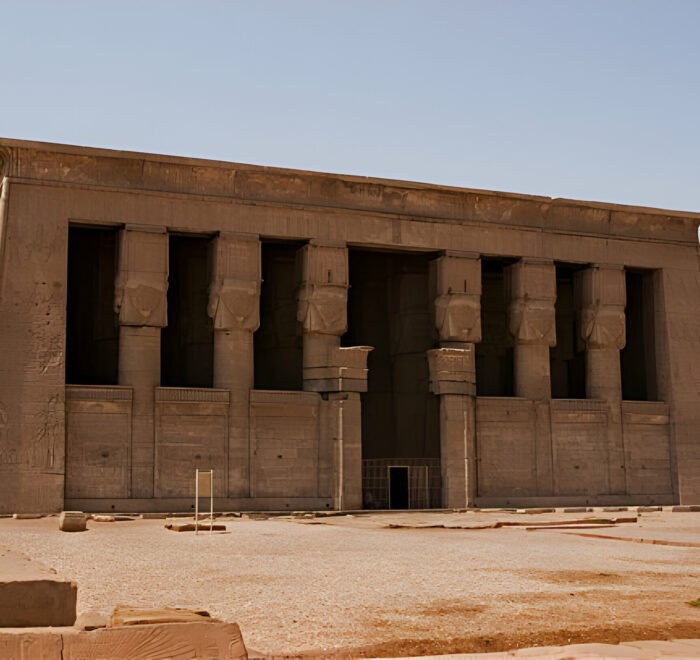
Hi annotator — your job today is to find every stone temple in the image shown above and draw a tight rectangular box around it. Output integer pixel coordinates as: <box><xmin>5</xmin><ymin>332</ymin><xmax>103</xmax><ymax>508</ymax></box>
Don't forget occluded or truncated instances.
<box><xmin>0</xmin><ymin>138</ymin><xmax>698</xmax><ymax>514</ymax></box>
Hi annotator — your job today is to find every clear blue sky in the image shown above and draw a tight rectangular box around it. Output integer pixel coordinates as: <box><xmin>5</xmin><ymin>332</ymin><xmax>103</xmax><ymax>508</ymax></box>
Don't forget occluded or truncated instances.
<box><xmin>3</xmin><ymin>1</ymin><xmax>700</xmax><ymax>214</ymax></box>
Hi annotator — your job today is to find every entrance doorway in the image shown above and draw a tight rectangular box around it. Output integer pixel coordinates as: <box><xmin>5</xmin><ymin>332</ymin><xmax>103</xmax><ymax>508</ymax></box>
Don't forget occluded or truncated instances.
<box><xmin>388</xmin><ymin>466</ymin><xmax>409</xmax><ymax>509</ymax></box>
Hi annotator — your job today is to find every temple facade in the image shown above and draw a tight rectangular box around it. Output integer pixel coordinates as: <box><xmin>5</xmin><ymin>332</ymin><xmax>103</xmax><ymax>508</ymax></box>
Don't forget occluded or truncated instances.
<box><xmin>0</xmin><ymin>138</ymin><xmax>698</xmax><ymax>513</ymax></box>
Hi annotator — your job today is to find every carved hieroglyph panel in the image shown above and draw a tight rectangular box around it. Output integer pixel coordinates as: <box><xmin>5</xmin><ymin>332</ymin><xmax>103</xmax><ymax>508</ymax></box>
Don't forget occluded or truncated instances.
<box><xmin>476</xmin><ymin>398</ymin><xmax>537</xmax><ymax>497</ymax></box>
<box><xmin>65</xmin><ymin>400</ymin><xmax>131</xmax><ymax>499</ymax></box>
<box><xmin>155</xmin><ymin>404</ymin><xmax>228</xmax><ymax>498</ymax></box>
<box><xmin>250</xmin><ymin>391</ymin><xmax>320</xmax><ymax>498</ymax></box>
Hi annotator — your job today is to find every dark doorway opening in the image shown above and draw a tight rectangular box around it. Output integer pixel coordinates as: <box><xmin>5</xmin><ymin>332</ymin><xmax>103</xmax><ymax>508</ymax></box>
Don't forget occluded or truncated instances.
<box><xmin>345</xmin><ymin>249</ymin><xmax>440</xmax><ymax>508</ymax></box>
<box><xmin>388</xmin><ymin>466</ymin><xmax>409</xmax><ymax>509</ymax></box>
<box><xmin>66</xmin><ymin>225</ymin><xmax>119</xmax><ymax>385</ymax></box>
<box><xmin>550</xmin><ymin>263</ymin><xmax>586</xmax><ymax>398</ymax></box>
<box><xmin>476</xmin><ymin>258</ymin><xmax>514</xmax><ymax>396</ymax></box>
<box><xmin>161</xmin><ymin>234</ymin><xmax>214</xmax><ymax>387</ymax></box>
<box><xmin>254</xmin><ymin>241</ymin><xmax>304</xmax><ymax>391</ymax></box>
<box><xmin>621</xmin><ymin>270</ymin><xmax>658</xmax><ymax>401</ymax></box>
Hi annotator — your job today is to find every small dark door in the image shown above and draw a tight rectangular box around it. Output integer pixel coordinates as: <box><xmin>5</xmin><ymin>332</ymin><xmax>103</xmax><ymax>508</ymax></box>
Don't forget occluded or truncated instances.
<box><xmin>388</xmin><ymin>466</ymin><xmax>409</xmax><ymax>509</ymax></box>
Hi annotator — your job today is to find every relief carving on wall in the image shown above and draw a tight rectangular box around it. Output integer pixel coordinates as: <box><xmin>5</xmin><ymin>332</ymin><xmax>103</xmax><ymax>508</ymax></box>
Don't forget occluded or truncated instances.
<box><xmin>114</xmin><ymin>272</ymin><xmax>168</xmax><ymax>327</ymax></box>
<box><xmin>207</xmin><ymin>277</ymin><xmax>260</xmax><ymax>331</ymax></box>
<box><xmin>434</xmin><ymin>293</ymin><xmax>481</xmax><ymax>343</ymax></box>
<box><xmin>0</xmin><ymin>402</ymin><xmax>16</xmax><ymax>467</ymax></box>
<box><xmin>297</xmin><ymin>283</ymin><xmax>348</xmax><ymax>335</ymax></box>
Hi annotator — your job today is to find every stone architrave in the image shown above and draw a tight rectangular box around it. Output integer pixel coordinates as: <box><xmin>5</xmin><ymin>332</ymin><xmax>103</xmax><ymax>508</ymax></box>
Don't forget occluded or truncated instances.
<box><xmin>506</xmin><ymin>258</ymin><xmax>556</xmax><ymax>496</ymax></box>
<box><xmin>207</xmin><ymin>233</ymin><xmax>261</xmax><ymax>499</ymax></box>
<box><xmin>576</xmin><ymin>264</ymin><xmax>627</xmax><ymax>495</ymax></box>
<box><xmin>428</xmin><ymin>253</ymin><xmax>481</xmax><ymax>508</ymax></box>
<box><xmin>115</xmin><ymin>225</ymin><xmax>168</xmax><ymax>500</ymax></box>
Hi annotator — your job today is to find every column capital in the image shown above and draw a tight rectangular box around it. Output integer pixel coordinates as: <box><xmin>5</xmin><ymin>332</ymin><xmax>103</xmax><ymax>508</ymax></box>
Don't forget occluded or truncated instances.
<box><xmin>506</xmin><ymin>259</ymin><xmax>556</xmax><ymax>347</ymax></box>
<box><xmin>297</xmin><ymin>243</ymin><xmax>348</xmax><ymax>336</ymax></box>
<box><xmin>114</xmin><ymin>227</ymin><xmax>168</xmax><ymax>327</ymax></box>
<box><xmin>430</xmin><ymin>253</ymin><xmax>481</xmax><ymax>344</ymax></box>
<box><xmin>576</xmin><ymin>265</ymin><xmax>626</xmax><ymax>350</ymax></box>
<box><xmin>208</xmin><ymin>234</ymin><xmax>261</xmax><ymax>332</ymax></box>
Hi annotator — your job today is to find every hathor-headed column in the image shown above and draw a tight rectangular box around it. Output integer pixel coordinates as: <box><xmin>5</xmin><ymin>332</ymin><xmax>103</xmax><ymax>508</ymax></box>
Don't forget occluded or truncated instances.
<box><xmin>427</xmin><ymin>251</ymin><xmax>481</xmax><ymax>508</ymax></box>
<box><xmin>115</xmin><ymin>225</ymin><xmax>168</xmax><ymax>499</ymax></box>
<box><xmin>576</xmin><ymin>264</ymin><xmax>627</xmax><ymax>494</ymax></box>
<box><xmin>506</xmin><ymin>258</ymin><xmax>556</xmax><ymax>495</ymax></box>
<box><xmin>297</xmin><ymin>241</ymin><xmax>371</xmax><ymax>510</ymax></box>
<box><xmin>576</xmin><ymin>265</ymin><xmax>626</xmax><ymax>401</ymax></box>
<box><xmin>207</xmin><ymin>232</ymin><xmax>261</xmax><ymax>498</ymax></box>
<box><xmin>506</xmin><ymin>259</ymin><xmax>556</xmax><ymax>399</ymax></box>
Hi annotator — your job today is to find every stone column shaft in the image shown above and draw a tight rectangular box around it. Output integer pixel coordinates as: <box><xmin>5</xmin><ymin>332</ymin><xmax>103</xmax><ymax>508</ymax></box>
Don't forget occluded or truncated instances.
<box><xmin>115</xmin><ymin>225</ymin><xmax>168</xmax><ymax>499</ymax></box>
<box><xmin>207</xmin><ymin>232</ymin><xmax>261</xmax><ymax>499</ymax></box>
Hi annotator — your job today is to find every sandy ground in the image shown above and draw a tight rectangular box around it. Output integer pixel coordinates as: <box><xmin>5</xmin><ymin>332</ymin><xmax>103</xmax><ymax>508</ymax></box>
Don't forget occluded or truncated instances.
<box><xmin>1</xmin><ymin>509</ymin><xmax>699</xmax><ymax>657</ymax></box>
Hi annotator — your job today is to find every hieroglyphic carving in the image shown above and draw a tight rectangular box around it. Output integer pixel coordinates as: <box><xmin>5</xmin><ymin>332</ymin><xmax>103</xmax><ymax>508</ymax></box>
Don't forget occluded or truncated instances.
<box><xmin>0</xmin><ymin>402</ymin><xmax>15</xmax><ymax>466</ymax></box>
<box><xmin>506</xmin><ymin>259</ymin><xmax>556</xmax><ymax>346</ymax></box>
<box><xmin>31</xmin><ymin>394</ymin><xmax>60</xmax><ymax>469</ymax></box>
<box><xmin>575</xmin><ymin>265</ymin><xmax>626</xmax><ymax>350</ymax></box>
<box><xmin>297</xmin><ymin>243</ymin><xmax>348</xmax><ymax>336</ymax></box>
<box><xmin>114</xmin><ymin>227</ymin><xmax>168</xmax><ymax>327</ymax></box>
<box><xmin>208</xmin><ymin>233</ymin><xmax>261</xmax><ymax>332</ymax></box>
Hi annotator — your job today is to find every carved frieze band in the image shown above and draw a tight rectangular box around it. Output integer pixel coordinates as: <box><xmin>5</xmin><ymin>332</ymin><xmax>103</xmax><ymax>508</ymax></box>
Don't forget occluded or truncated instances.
<box><xmin>155</xmin><ymin>388</ymin><xmax>230</xmax><ymax>403</ymax></box>
<box><xmin>65</xmin><ymin>386</ymin><xmax>133</xmax><ymax>401</ymax></box>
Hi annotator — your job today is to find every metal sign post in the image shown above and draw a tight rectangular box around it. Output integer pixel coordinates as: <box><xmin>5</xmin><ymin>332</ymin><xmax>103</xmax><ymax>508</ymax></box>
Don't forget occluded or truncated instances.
<box><xmin>195</xmin><ymin>469</ymin><xmax>214</xmax><ymax>535</ymax></box>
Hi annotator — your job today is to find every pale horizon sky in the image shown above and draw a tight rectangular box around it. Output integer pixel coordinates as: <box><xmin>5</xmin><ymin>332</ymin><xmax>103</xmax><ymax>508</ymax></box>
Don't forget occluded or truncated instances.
<box><xmin>3</xmin><ymin>1</ymin><xmax>700</xmax><ymax>216</ymax></box>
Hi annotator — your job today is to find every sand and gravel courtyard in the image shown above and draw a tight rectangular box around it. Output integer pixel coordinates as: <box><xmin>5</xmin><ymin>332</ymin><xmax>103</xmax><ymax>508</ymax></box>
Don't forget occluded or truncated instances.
<box><xmin>1</xmin><ymin>509</ymin><xmax>699</xmax><ymax>657</ymax></box>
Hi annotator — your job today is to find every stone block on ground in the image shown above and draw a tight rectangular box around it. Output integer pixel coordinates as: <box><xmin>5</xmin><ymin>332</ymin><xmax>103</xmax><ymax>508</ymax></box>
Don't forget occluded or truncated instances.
<box><xmin>110</xmin><ymin>605</ymin><xmax>215</xmax><ymax>627</ymax></box>
<box><xmin>164</xmin><ymin>521</ymin><xmax>227</xmax><ymax>532</ymax></box>
<box><xmin>0</xmin><ymin>546</ymin><xmax>77</xmax><ymax>627</ymax></box>
<box><xmin>62</xmin><ymin>621</ymin><xmax>247</xmax><ymax>660</ymax></box>
<box><xmin>59</xmin><ymin>511</ymin><xmax>87</xmax><ymax>532</ymax></box>
<box><xmin>75</xmin><ymin>610</ymin><xmax>109</xmax><ymax>630</ymax></box>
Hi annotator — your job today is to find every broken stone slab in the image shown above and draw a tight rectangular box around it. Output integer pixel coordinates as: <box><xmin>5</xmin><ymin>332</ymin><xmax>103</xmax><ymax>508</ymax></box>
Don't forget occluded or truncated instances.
<box><xmin>91</xmin><ymin>515</ymin><xmax>115</xmax><ymax>523</ymax></box>
<box><xmin>164</xmin><ymin>521</ymin><xmax>227</xmax><ymax>532</ymax></box>
<box><xmin>0</xmin><ymin>546</ymin><xmax>77</xmax><ymax>627</ymax></box>
<box><xmin>672</xmin><ymin>505</ymin><xmax>700</xmax><ymax>512</ymax></box>
<box><xmin>515</xmin><ymin>508</ymin><xmax>555</xmax><ymax>514</ymax></box>
<box><xmin>12</xmin><ymin>513</ymin><xmax>44</xmax><ymax>519</ymax></box>
<box><xmin>111</xmin><ymin>605</ymin><xmax>215</xmax><ymax>627</ymax></box>
<box><xmin>603</xmin><ymin>506</ymin><xmax>629</xmax><ymax>512</ymax></box>
<box><xmin>562</xmin><ymin>507</ymin><xmax>592</xmax><ymax>513</ymax></box>
<box><xmin>637</xmin><ymin>506</ymin><xmax>662</xmax><ymax>513</ymax></box>
<box><xmin>75</xmin><ymin>610</ymin><xmax>109</xmax><ymax>630</ymax></box>
<box><xmin>65</xmin><ymin>621</ymin><xmax>247</xmax><ymax>659</ymax></box>
<box><xmin>59</xmin><ymin>511</ymin><xmax>87</xmax><ymax>532</ymax></box>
